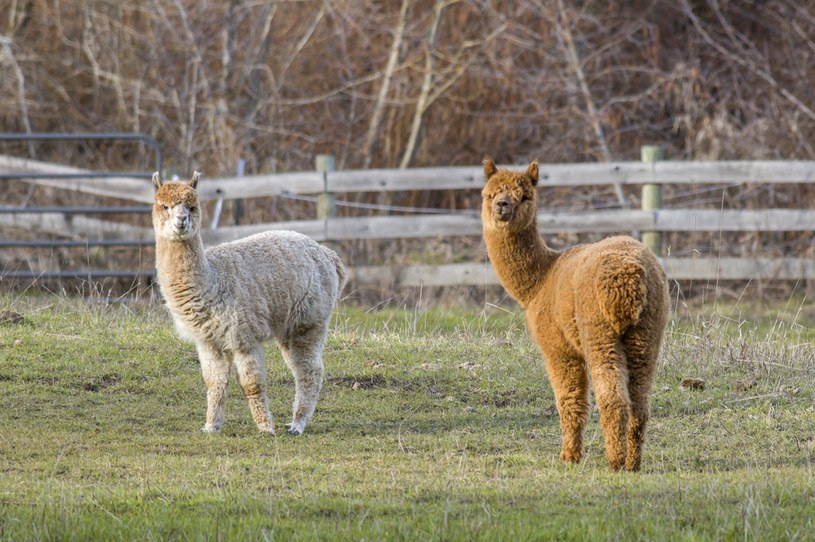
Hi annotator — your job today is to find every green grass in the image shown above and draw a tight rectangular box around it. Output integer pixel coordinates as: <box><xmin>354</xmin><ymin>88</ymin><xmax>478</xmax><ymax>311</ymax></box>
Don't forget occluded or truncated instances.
<box><xmin>0</xmin><ymin>295</ymin><xmax>813</xmax><ymax>541</ymax></box>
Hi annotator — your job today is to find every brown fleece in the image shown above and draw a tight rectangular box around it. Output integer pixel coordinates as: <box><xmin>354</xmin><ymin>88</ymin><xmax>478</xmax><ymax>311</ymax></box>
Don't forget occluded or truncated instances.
<box><xmin>482</xmin><ymin>160</ymin><xmax>669</xmax><ymax>471</ymax></box>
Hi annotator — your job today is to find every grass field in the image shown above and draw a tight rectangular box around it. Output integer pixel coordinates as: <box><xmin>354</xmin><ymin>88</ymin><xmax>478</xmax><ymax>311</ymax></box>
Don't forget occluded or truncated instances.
<box><xmin>0</xmin><ymin>293</ymin><xmax>813</xmax><ymax>541</ymax></box>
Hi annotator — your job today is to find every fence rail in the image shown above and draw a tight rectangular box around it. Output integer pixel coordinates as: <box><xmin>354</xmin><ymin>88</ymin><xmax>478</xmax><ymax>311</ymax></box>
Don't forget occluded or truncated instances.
<box><xmin>349</xmin><ymin>257</ymin><xmax>815</xmax><ymax>286</ymax></box>
<box><xmin>8</xmin><ymin>208</ymin><xmax>811</xmax><ymax>248</ymax></box>
<box><xmin>2</xmin><ymin>149</ymin><xmax>815</xmax><ymax>284</ymax></box>
<box><xmin>200</xmin><ymin>208</ymin><xmax>815</xmax><ymax>245</ymax></box>
<box><xmin>6</xmin><ymin>154</ymin><xmax>815</xmax><ymax>200</ymax></box>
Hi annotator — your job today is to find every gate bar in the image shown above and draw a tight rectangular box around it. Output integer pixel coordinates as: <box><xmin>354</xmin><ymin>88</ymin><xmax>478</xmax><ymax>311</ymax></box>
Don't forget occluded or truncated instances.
<box><xmin>0</xmin><ymin>132</ymin><xmax>163</xmax><ymax>178</ymax></box>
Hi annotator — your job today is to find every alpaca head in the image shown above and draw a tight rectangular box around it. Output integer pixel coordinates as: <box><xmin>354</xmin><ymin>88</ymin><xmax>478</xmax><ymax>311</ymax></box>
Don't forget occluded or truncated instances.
<box><xmin>481</xmin><ymin>160</ymin><xmax>539</xmax><ymax>233</ymax></box>
<box><xmin>152</xmin><ymin>171</ymin><xmax>202</xmax><ymax>241</ymax></box>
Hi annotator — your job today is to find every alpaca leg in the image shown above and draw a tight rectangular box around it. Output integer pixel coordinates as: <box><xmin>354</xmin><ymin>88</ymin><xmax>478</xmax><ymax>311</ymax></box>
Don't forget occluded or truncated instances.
<box><xmin>198</xmin><ymin>344</ymin><xmax>230</xmax><ymax>433</ymax></box>
<box><xmin>281</xmin><ymin>325</ymin><xmax>327</xmax><ymax>436</ymax></box>
<box><xmin>234</xmin><ymin>346</ymin><xmax>274</xmax><ymax>434</ymax></box>
<box><xmin>622</xmin><ymin>329</ymin><xmax>659</xmax><ymax>471</ymax></box>
<box><xmin>586</xmin><ymin>340</ymin><xmax>631</xmax><ymax>471</ymax></box>
<box><xmin>543</xmin><ymin>352</ymin><xmax>590</xmax><ymax>463</ymax></box>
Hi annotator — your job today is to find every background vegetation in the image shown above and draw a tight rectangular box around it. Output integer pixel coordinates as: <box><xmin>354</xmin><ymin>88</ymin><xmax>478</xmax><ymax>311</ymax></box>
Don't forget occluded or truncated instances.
<box><xmin>3</xmin><ymin>1</ymin><xmax>815</xmax><ymax>172</ymax></box>
<box><xmin>0</xmin><ymin>295</ymin><xmax>813</xmax><ymax>540</ymax></box>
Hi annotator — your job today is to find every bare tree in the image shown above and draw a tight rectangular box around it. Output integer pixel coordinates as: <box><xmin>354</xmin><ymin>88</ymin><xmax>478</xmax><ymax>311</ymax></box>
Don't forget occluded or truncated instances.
<box><xmin>398</xmin><ymin>0</ymin><xmax>447</xmax><ymax>169</ymax></box>
<box><xmin>553</xmin><ymin>0</ymin><xmax>626</xmax><ymax>205</ymax></box>
<box><xmin>681</xmin><ymin>0</ymin><xmax>815</xmax><ymax>123</ymax></box>
<box><xmin>361</xmin><ymin>0</ymin><xmax>410</xmax><ymax>169</ymax></box>
<box><xmin>3</xmin><ymin>0</ymin><xmax>815</xmax><ymax>174</ymax></box>
<box><xmin>398</xmin><ymin>2</ymin><xmax>504</xmax><ymax>168</ymax></box>
<box><xmin>0</xmin><ymin>35</ymin><xmax>34</xmax><ymax>156</ymax></box>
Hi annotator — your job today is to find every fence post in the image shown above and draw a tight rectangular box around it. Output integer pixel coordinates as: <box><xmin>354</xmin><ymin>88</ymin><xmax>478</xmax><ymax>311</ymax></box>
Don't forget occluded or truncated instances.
<box><xmin>209</xmin><ymin>188</ymin><xmax>224</xmax><ymax>230</ymax></box>
<box><xmin>640</xmin><ymin>145</ymin><xmax>664</xmax><ymax>255</ymax></box>
<box><xmin>233</xmin><ymin>159</ymin><xmax>244</xmax><ymax>225</ymax></box>
<box><xmin>315</xmin><ymin>155</ymin><xmax>336</xmax><ymax>220</ymax></box>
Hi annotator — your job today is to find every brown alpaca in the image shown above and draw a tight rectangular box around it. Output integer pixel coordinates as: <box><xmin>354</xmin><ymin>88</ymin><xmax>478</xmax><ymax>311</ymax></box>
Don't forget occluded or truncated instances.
<box><xmin>482</xmin><ymin>160</ymin><xmax>669</xmax><ymax>471</ymax></box>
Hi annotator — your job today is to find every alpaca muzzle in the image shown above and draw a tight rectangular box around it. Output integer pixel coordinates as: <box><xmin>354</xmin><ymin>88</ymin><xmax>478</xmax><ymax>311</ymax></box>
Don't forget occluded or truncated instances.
<box><xmin>493</xmin><ymin>199</ymin><xmax>514</xmax><ymax>221</ymax></box>
<box><xmin>171</xmin><ymin>209</ymin><xmax>191</xmax><ymax>234</ymax></box>
<box><xmin>172</xmin><ymin>219</ymin><xmax>187</xmax><ymax>233</ymax></box>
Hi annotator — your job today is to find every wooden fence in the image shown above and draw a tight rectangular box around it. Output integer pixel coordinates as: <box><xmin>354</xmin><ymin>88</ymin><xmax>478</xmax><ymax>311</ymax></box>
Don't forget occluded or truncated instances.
<box><xmin>2</xmin><ymin>153</ymin><xmax>815</xmax><ymax>286</ymax></box>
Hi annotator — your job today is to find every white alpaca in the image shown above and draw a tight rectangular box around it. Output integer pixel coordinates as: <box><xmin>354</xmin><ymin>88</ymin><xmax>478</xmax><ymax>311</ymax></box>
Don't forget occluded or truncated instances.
<box><xmin>152</xmin><ymin>171</ymin><xmax>346</xmax><ymax>435</ymax></box>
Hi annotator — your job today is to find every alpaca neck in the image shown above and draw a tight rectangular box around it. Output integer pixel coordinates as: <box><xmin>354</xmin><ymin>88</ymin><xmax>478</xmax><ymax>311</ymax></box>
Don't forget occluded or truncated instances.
<box><xmin>155</xmin><ymin>234</ymin><xmax>210</xmax><ymax>297</ymax></box>
<box><xmin>484</xmin><ymin>224</ymin><xmax>558</xmax><ymax>307</ymax></box>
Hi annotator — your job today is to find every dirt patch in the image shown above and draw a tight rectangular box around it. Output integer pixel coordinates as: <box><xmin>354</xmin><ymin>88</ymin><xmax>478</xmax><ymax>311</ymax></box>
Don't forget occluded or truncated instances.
<box><xmin>82</xmin><ymin>373</ymin><xmax>122</xmax><ymax>392</ymax></box>
<box><xmin>0</xmin><ymin>311</ymin><xmax>27</xmax><ymax>325</ymax></box>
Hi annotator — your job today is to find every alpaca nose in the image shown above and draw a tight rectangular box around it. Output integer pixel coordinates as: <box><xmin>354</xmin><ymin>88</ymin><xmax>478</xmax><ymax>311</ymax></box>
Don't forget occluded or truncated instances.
<box><xmin>494</xmin><ymin>198</ymin><xmax>513</xmax><ymax>220</ymax></box>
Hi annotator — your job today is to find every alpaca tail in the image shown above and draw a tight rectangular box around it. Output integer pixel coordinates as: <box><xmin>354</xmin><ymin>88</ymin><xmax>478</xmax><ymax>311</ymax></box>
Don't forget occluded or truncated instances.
<box><xmin>595</xmin><ymin>255</ymin><xmax>648</xmax><ymax>334</ymax></box>
<box><xmin>331</xmin><ymin>250</ymin><xmax>348</xmax><ymax>293</ymax></box>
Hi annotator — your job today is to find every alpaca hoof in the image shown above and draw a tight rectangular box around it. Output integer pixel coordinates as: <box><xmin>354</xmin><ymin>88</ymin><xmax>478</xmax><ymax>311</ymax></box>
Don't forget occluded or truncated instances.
<box><xmin>607</xmin><ymin>455</ymin><xmax>626</xmax><ymax>471</ymax></box>
<box><xmin>560</xmin><ymin>450</ymin><xmax>582</xmax><ymax>464</ymax></box>
<box><xmin>285</xmin><ymin>423</ymin><xmax>304</xmax><ymax>436</ymax></box>
<box><xmin>623</xmin><ymin>461</ymin><xmax>641</xmax><ymax>472</ymax></box>
<box><xmin>201</xmin><ymin>425</ymin><xmax>221</xmax><ymax>434</ymax></box>
<box><xmin>256</xmin><ymin>419</ymin><xmax>275</xmax><ymax>435</ymax></box>
<box><xmin>625</xmin><ymin>458</ymin><xmax>642</xmax><ymax>472</ymax></box>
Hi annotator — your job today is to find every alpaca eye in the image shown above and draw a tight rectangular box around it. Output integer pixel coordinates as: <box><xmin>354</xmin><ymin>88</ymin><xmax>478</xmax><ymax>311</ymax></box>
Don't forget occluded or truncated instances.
<box><xmin>162</xmin><ymin>205</ymin><xmax>169</xmax><ymax>211</ymax></box>
<box><xmin>190</xmin><ymin>206</ymin><xmax>196</xmax><ymax>212</ymax></box>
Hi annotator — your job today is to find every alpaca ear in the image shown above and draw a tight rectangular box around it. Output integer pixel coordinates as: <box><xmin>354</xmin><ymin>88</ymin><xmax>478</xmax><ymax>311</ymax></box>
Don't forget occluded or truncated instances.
<box><xmin>526</xmin><ymin>161</ymin><xmax>539</xmax><ymax>186</ymax></box>
<box><xmin>189</xmin><ymin>171</ymin><xmax>201</xmax><ymax>189</ymax></box>
<box><xmin>152</xmin><ymin>172</ymin><xmax>163</xmax><ymax>192</ymax></box>
<box><xmin>483</xmin><ymin>159</ymin><xmax>498</xmax><ymax>180</ymax></box>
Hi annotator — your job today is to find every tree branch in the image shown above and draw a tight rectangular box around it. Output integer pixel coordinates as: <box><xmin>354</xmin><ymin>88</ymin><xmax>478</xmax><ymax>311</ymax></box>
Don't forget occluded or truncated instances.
<box><xmin>554</xmin><ymin>0</ymin><xmax>627</xmax><ymax>206</ymax></box>
<box><xmin>682</xmin><ymin>0</ymin><xmax>815</xmax><ymax>123</ymax></box>
<box><xmin>361</xmin><ymin>0</ymin><xmax>410</xmax><ymax>169</ymax></box>
<box><xmin>0</xmin><ymin>35</ymin><xmax>34</xmax><ymax>157</ymax></box>
<box><xmin>399</xmin><ymin>0</ymin><xmax>446</xmax><ymax>169</ymax></box>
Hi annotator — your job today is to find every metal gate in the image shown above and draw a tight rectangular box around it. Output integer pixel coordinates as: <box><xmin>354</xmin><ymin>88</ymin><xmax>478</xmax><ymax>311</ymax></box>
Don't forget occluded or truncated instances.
<box><xmin>0</xmin><ymin>133</ymin><xmax>162</xmax><ymax>281</ymax></box>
